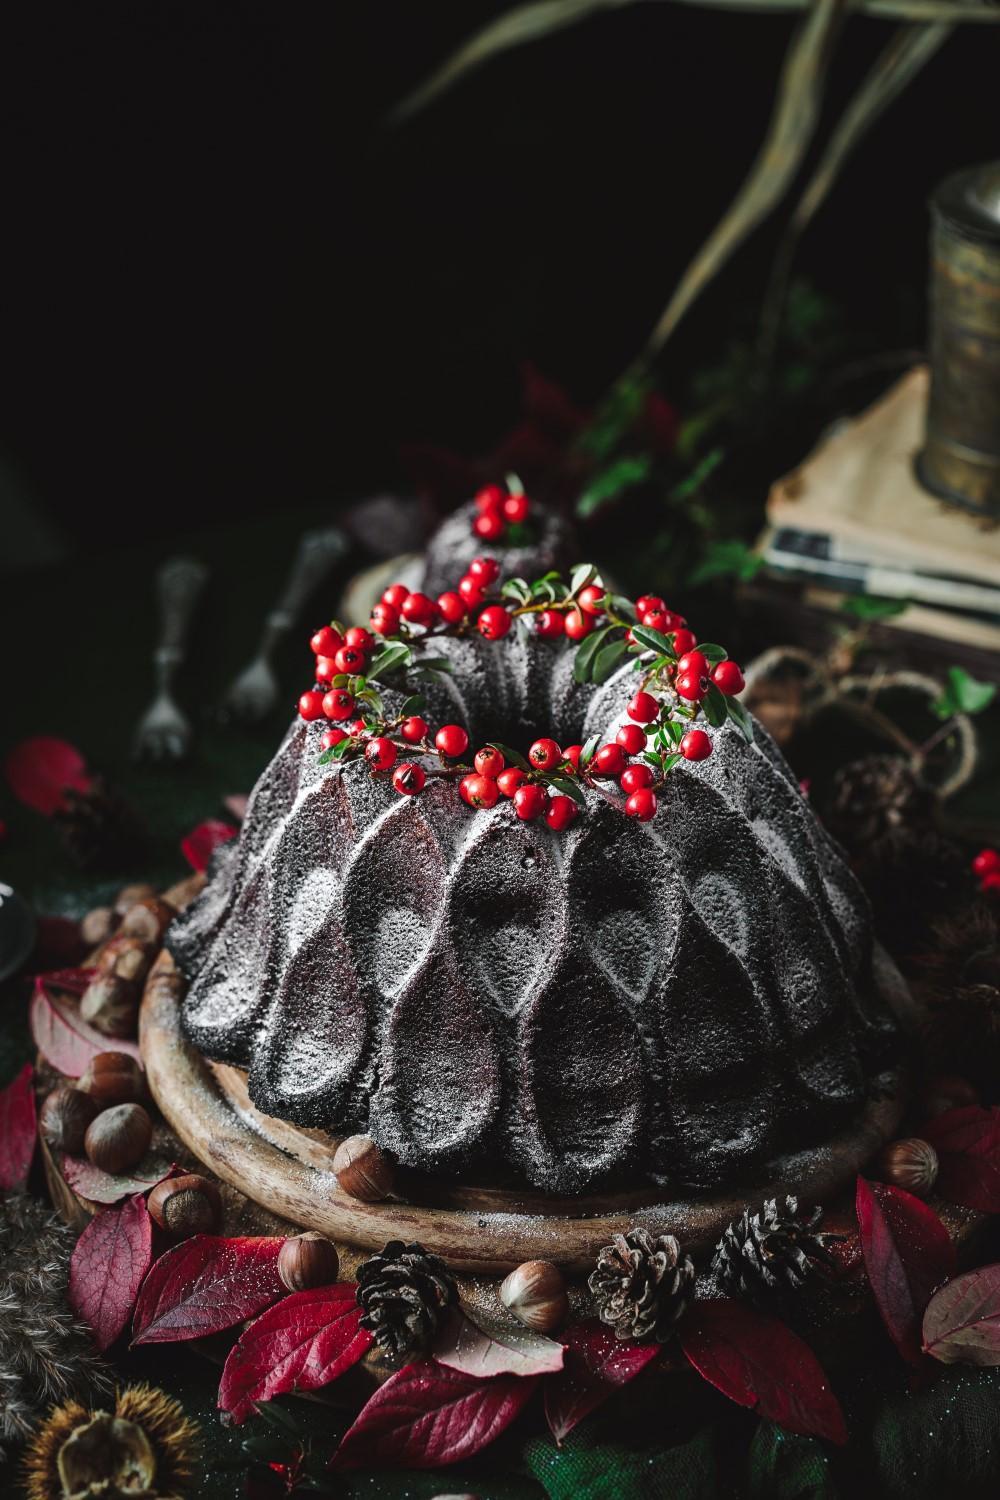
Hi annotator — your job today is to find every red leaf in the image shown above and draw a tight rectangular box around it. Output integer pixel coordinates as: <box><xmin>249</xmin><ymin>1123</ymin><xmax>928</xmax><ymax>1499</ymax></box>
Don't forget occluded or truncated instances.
<box><xmin>919</xmin><ymin>1107</ymin><xmax>1000</xmax><ymax>1211</ymax></box>
<box><xmin>922</xmin><ymin>1106</ymin><xmax>1000</xmax><ymax>1158</ymax></box>
<box><xmin>543</xmin><ymin>1319</ymin><xmax>660</xmax><ymax>1445</ymax></box>
<box><xmin>219</xmin><ymin>1283</ymin><xmax>372</xmax><ymax>1423</ymax></box>
<box><xmin>640</xmin><ymin>391</ymin><xmax>680</xmax><ymax>455</ymax></box>
<box><xmin>132</xmin><ymin>1235</ymin><xmax>285</xmax><ymax>1344</ymax></box>
<box><xmin>181</xmin><ymin>819</ymin><xmax>238</xmax><ymax>873</ymax></box>
<box><xmin>62</xmin><ymin>1152</ymin><xmax>173</xmax><ymax>1204</ymax></box>
<box><xmin>431</xmin><ymin>1308</ymin><xmax>564</xmax><ymax>1379</ymax></box>
<box><xmin>332</xmin><ymin>1359</ymin><xmax>539</xmax><ymax>1471</ymax></box>
<box><xmin>0</xmin><ymin>1064</ymin><xmax>37</xmax><ymax>1191</ymax></box>
<box><xmin>4</xmin><ymin>737</ymin><xmax>92</xmax><ymax>815</ymax></box>
<box><xmin>936</xmin><ymin>1152</ymin><xmax>1000</xmax><ymax>1213</ymax></box>
<box><xmin>855</xmin><ymin>1176</ymin><xmax>955</xmax><ymax>1366</ymax></box>
<box><xmin>69</xmin><ymin>1194</ymin><xmax>153</xmax><ymax>1351</ymax></box>
<box><xmin>32</xmin><ymin>919</ymin><xmax>89</xmax><ymax>970</ymax></box>
<box><xmin>923</xmin><ymin>1264</ymin><xmax>1000</xmax><ymax>1366</ymax></box>
<box><xmin>679</xmin><ymin>1299</ymin><xmax>848</xmax><ymax>1445</ymax></box>
<box><xmin>35</xmin><ymin>966</ymin><xmax>96</xmax><ymax>997</ymax></box>
<box><xmin>30</xmin><ymin>979</ymin><xmax>140</xmax><ymax>1078</ymax></box>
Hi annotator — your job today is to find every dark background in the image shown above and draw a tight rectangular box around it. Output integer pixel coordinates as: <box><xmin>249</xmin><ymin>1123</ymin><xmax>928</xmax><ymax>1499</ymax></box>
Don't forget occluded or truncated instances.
<box><xmin>0</xmin><ymin>2</ymin><xmax>996</xmax><ymax>559</ymax></box>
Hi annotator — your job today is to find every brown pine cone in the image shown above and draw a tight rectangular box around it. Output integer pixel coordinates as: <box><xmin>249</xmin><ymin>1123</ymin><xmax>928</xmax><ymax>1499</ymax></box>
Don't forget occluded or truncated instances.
<box><xmin>355</xmin><ymin>1240</ymin><xmax>456</xmax><ymax>1361</ymax></box>
<box><xmin>588</xmin><ymin>1227</ymin><xmax>694</xmax><ymax>1342</ymax></box>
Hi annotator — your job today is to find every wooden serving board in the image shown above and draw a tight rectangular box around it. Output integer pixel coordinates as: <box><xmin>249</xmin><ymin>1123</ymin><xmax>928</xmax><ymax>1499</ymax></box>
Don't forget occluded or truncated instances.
<box><xmin>140</xmin><ymin>949</ymin><xmax>912</xmax><ymax>1276</ymax></box>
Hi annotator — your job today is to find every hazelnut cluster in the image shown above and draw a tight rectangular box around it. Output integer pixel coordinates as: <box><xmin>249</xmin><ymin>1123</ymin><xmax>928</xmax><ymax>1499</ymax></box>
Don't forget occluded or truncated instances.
<box><xmin>39</xmin><ymin>1051</ymin><xmax>151</xmax><ymax>1172</ymax></box>
<box><xmin>77</xmin><ymin>884</ymin><xmax>176</xmax><ymax>1039</ymax></box>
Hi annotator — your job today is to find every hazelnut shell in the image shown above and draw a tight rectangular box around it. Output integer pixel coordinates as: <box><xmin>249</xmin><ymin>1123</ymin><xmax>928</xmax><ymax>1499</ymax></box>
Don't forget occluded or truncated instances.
<box><xmin>332</xmin><ymin>1135</ymin><xmax>394</xmax><ymax>1202</ymax></box>
<box><xmin>84</xmin><ymin>1102</ymin><xmax>153</xmax><ymax>1174</ymax></box>
<box><xmin>278</xmin><ymin>1232</ymin><xmax>341</xmax><ymax>1291</ymax></box>
<box><xmin>80</xmin><ymin>974</ymin><xmax>140</xmax><ymax>1038</ymax></box>
<box><xmin>39</xmin><ymin>1085</ymin><xmax>100</xmax><ymax>1155</ymax></box>
<box><xmin>148</xmin><ymin>1173</ymin><xmax>222</xmax><ymax>1237</ymax></box>
<box><xmin>120</xmin><ymin>896</ymin><xmax>177</xmax><ymax>945</ymax></box>
<box><xmin>78</xmin><ymin>1051</ymin><xmax>146</xmax><ymax>1106</ymax></box>
<box><xmin>875</xmin><ymin>1136</ymin><xmax>939</xmax><ymax>1198</ymax></box>
<box><xmin>499</xmin><ymin>1259</ymin><xmax>569</xmax><ymax>1332</ymax></box>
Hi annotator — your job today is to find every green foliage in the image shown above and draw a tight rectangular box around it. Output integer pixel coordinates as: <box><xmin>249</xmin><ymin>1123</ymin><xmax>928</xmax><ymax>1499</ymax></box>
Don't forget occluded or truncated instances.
<box><xmin>689</xmin><ymin>540</ymin><xmax>764</xmax><ymax>587</ymax></box>
<box><xmin>575</xmin><ymin>374</ymin><xmax>651</xmax><ymax>462</ymax></box>
<box><xmin>840</xmin><ymin>595</ymin><xmax>908</xmax><ymax>621</ymax></box>
<box><xmin>576</xmin><ymin>454</ymin><xmax>652</xmax><ymax>519</ymax></box>
<box><xmin>932</xmin><ymin>666</ymin><xmax>998</xmax><ymax>719</ymax></box>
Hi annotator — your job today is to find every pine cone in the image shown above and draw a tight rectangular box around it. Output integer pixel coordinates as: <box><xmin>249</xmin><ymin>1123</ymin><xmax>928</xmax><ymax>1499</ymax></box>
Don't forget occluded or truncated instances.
<box><xmin>588</xmin><ymin>1227</ymin><xmax>694</xmax><ymax>1342</ymax></box>
<box><xmin>824</xmin><ymin>753</ymin><xmax>934</xmax><ymax>855</ymax></box>
<box><xmin>355</xmin><ymin>1240</ymin><xmax>457</xmax><ymax>1361</ymax></box>
<box><xmin>711</xmin><ymin>1196</ymin><xmax>839</xmax><ymax>1303</ymax></box>
<box><xmin>53</xmin><ymin>778</ymin><xmax>145</xmax><ymax>871</ymax></box>
<box><xmin>918</xmin><ymin>900</ymin><xmax>1000</xmax><ymax>1089</ymax></box>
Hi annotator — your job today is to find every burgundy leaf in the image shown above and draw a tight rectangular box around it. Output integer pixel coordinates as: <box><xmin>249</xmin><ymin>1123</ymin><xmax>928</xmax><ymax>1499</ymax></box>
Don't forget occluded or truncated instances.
<box><xmin>0</xmin><ymin>1064</ymin><xmax>37</xmax><ymax>1191</ymax></box>
<box><xmin>4</xmin><ymin>736</ymin><xmax>92</xmax><ymax>815</ymax></box>
<box><xmin>332</xmin><ymin>1359</ymin><xmax>539</xmax><ymax>1470</ymax></box>
<box><xmin>181</xmin><ymin>819</ymin><xmax>237</xmax><ymax>873</ymax></box>
<box><xmin>132</xmin><ymin>1235</ymin><xmax>285</xmax><ymax>1344</ymax></box>
<box><xmin>35</xmin><ymin>966</ymin><xmax>96</xmax><ymax>997</ymax></box>
<box><xmin>922</xmin><ymin>1106</ymin><xmax>1000</xmax><ymax>1158</ymax></box>
<box><xmin>923</xmin><ymin>1264</ymin><xmax>1000</xmax><ymax>1365</ymax></box>
<box><xmin>855</xmin><ymin>1176</ymin><xmax>955</xmax><ymax>1366</ymax></box>
<box><xmin>679</xmin><ymin>1299</ymin><xmax>848</xmax><ymax>1445</ymax></box>
<box><xmin>219</xmin><ymin>1282</ymin><xmax>372</xmax><ymax>1423</ymax></box>
<box><xmin>62</xmin><ymin>1151</ymin><xmax>173</xmax><ymax>1205</ymax></box>
<box><xmin>935</xmin><ymin>1152</ymin><xmax>1000</xmax><ymax>1213</ymax></box>
<box><xmin>543</xmin><ymin>1319</ymin><xmax>660</xmax><ymax>1445</ymax></box>
<box><xmin>69</xmin><ymin>1194</ymin><xmax>153</xmax><ymax>1351</ymax></box>
<box><xmin>32</xmin><ymin>919</ymin><xmax>89</xmax><ymax>970</ymax></box>
<box><xmin>432</xmin><ymin>1308</ymin><xmax>564</xmax><ymax>1379</ymax></box>
<box><xmin>30</xmin><ymin>979</ymin><xmax>140</xmax><ymax>1078</ymax></box>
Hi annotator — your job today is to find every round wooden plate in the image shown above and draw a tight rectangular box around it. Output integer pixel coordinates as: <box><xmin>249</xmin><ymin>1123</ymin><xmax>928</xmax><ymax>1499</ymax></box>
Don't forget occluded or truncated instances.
<box><xmin>140</xmin><ymin>948</ymin><xmax>911</xmax><ymax>1275</ymax></box>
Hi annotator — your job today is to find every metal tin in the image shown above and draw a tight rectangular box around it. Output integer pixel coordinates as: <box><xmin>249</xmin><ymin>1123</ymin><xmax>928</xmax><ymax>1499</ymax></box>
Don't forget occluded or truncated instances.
<box><xmin>919</xmin><ymin>162</ymin><xmax>1000</xmax><ymax>517</ymax></box>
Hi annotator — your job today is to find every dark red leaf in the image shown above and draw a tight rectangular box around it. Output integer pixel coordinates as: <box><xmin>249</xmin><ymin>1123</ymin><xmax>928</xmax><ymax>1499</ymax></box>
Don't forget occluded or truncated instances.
<box><xmin>132</xmin><ymin>1235</ymin><xmax>285</xmax><ymax>1344</ymax></box>
<box><xmin>543</xmin><ymin>1319</ymin><xmax>660</xmax><ymax>1445</ymax></box>
<box><xmin>332</xmin><ymin>1359</ymin><xmax>539</xmax><ymax>1471</ymax></box>
<box><xmin>4</xmin><ymin>737</ymin><xmax>92</xmax><ymax>815</ymax></box>
<box><xmin>679</xmin><ymin>1299</ymin><xmax>848</xmax><ymax>1446</ymax></box>
<box><xmin>69</xmin><ymin>1194</ymin><xmax>153</xmax><ymax>1350</ymax></box>
<box><xmin>855</xmin><ymin>1176</ymin><xmax>955</xmax><ymax>1366</ymax></box>
<box><xmin>63</xmin><ymin>1151</ymin><xmax>173</xmax><ymax>1204</ymax></box>
<box><xmin>181</xmin><ymin>819</ymin><xmax>238</xmax><ymax>873</ymax></box>
<box><xmin>640</xmin><ymin>391</ymin><xmax>680</xmax><ymax>455</ymax></box>
<box><xmin>935</xmin><ymin>1152</ymin><xmax>1000</xmax><ymax>1213</ymax></box>
<box><xmin>922</xmin><ymin>1106</ymin><xmax>1000</xmax><ymax>1158</ymax></box>
<box><xmin>35</xmin><ymin>967</ymin><xmax>96</xmax><ymax>997</ymax></box>
<box><xmin>32</xmin><ymin>918</ymin><xmax>89</xmax><ymax>970</ymax></box>
<box><xmin>923</xmin><ymin>1264</ymin><xmax>1000</xmax><ymax>1365</ymax></box>
<box><xmin>219</xmin><ymin>1282</ymin><xmax>372</xmax><ymax>1423</ymax></box>
<box><xmin>30</xmin><ymin>979</ymin><xmax>140</xmax><ymax>1077</ymax></box>
<box><xmin>432</xmin><ymin>1307</ymin><xmax>564</xmax><ymax>1378</ymax></box>
<box><xmin>0</xmin><ymin>1064</ymin><xmax>37</xmax><ymax>1191</ymax></box>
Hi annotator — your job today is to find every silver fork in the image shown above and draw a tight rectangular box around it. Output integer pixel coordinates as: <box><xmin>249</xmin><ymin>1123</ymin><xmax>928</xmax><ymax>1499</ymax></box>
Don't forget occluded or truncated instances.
<box><xmin>132</xmin><ymin>556</ymin><xmax>209</xmax><ymax>762</ymax></box>
<box><xmin>219</xmin><ymin>527</ymin><xmax>348</xmax><ymax>723</ymax></box>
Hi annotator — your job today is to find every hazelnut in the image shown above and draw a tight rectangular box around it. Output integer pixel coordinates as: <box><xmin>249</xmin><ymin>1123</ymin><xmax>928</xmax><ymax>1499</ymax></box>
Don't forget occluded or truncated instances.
<box><xmin>920</xmin><ymin>1074</ymin><xmax>980</xmax><ymax>1119</ymax></box>
<box><xmin>39</xmin><ymin>1085</ymin><xmax>100</xmax><ymax>1154</ymax></box>
<box><xmin>120</xmin><ymin>896</ymin><xmax>176</xmax><ymax>945</ymax></box>
<box><xmin>80</xmin><ymin>975</ymin><xmax>140</xmax><ymax>1038</ymax></box>
<box><xmin>78</xmin><ymin>1051</ymin><xmax>146</xmax><ymax>1106</ymax></box>
<box><xmin>499</xmin><ymin>1259</ymin><xmax>569</xmax><ymax>1332</ymax></box>
<box><xmin>875</xmin><ymin>1137</ymin><xmax>939</xmax><ymax>1198</ymax></box>
<box><xmin>95</xmin><ymin>934</ymin><xmax>153</xmax><ymax>984</ymax></box>
<box><xmin>278</xmin><ymin>1231</ymin><xmax>340</xmax><ymax>1291</ymax></box>
<box><xmin>84</xmin><ymin>1103</ymin><xmax>153</xmax><ymax>1174</ymax></box>
<box><xmin>148</xmin><ymin>1174</ymin><xmax>222</xmax><ymax>1238</ymax></box>
<box><xmin>80</xmin><ymin>906</ymin><xmax>116</xmax><ymax>947</ymax></box>
<box><xmin>332</xmin><ymin>1135</ymin><xmax>394</xmax><ymax>1202</ymax></box>
<box><xmin>114</xmin><ymin>882</ymin><xmax>157</xmax><ymax>918</ymax></box>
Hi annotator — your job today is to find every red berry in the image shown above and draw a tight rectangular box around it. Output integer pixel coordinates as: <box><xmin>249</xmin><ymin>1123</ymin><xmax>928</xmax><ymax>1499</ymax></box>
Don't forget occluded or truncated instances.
<box><xmin>627</xmin><ymin>691</ymin><xmax>659</xmax><ymax>724</ymax></box>
<box><xmin>593</xmin><ymin>743</ymin><xmax>627</xmax><ymax>777</ymax></box>
<box><xmin>474</xmin><ymin>512</ymin><xmax>505</xmax><ymax>542</ymax></box>
<box><xmin>365</xmin><ymin>737</ymin><xmax>397</xmax><ymax>772</ymax></box>
<box><xmin>400</xmin><ymin>716</ymin><xmax>428</xmax><ymax>743</ymax></box>
<box><xmin>469</xmin><ymin>556</ymin><xmax>501</xmax><ymax>584</ymax></box>
<box><xmin>401</xmin><ymin>592</ymin><xmax>437</xmax><ymax>626</ymax></box>
<box><xmin>458</xmin><ymin>576</ymin><xmax>485</xmax><ymax>609</ymax></box>
<box><xmin>635</xmin><ymin>595</ymin><xmax>666</xmax><ymax>618</ymax></box>
<box><xmin>475</xmin><ymin>746</ymin><xmax>505</xmax><ymax>778</ymax></box>
<box><xmin>334</xmin><ymin>645</ymin><xmax>366</xmax><ymax>674</ymax></box>
<box><xmin>474</xmin><ymin>483</ymin><xmax>505</xmax><ymax>516</ymax></box>
<box><xmin>677</xmin><ymin>650</ymin><xmax>709</xmax><ymax>679</ymax></box>
<box><xmin>322</xmin><ymin>689</ymin><xmax>355</xmax><ymax>721</ymax></box>
<box><xmin>497</xmin><ymin>767</ymin><xmax>527</xmax><ymax>797</ymax></box>
<box><xmin>620</xmin><ymin>764</ymin><xmax>654</xmax><ymax>794</ymax></box>
<box><xmin>314</xmin><ymin>655</ymin><xmax>337</xmax><ymax>682</ymax></box>
<box><xmin>298</xmin><ymin>689</ymin><xmax>326</xmax><ymax>721</ymax></box>
<box><xmin>345</xmin><ymin>626</ymin><xmax>374</xmax><ymax>653</ymax></box>
<box><xmin>671</xmin><ymin>628</ymin><xmax>698</xmax><ymax>657</ymax></box>
<box><xmin>680</xmin><ymin>728</ymin><xmax>712</xmax><ymax>761</ymax></box>
<box><xmin>460</xmin><ymin>773</ymin><xmax>500</xmax><ymax>809</ymax></box>
<box><xmin>320</xmin><ymin>727</ymin><xmax>348</xmax><ymax>750</ymax></box>
<box><xmin>712</xmin><ymin>660</ymin><xmax>745</xmax><ymax>696</ymax></box>
<box><xmin>536</xmin><ymin>609</ymin><xmax>564</xmax><ymax>638</ymax></box>
<box><xmin>675</xmin><ymin>670</ymin><xmax>709</xmax><ymax>702</ymax></box>
<box><xmin>513</xmin><ymin>783</ymin><xmax>548</xmax><ymax>821</ymax></box>
<box><xmin>435</xmin><ymin>724</ymin><xmax>469</xmax><ymax>758</ymax></box>
<box><xmin>625</xmin><ymin>788</ymin><xmax>658</xmax><ymax>821</ymax></box>
<box><xmin>503</xmin><ymin>492</ymin><xmax>529</xmax><ymax>523</ymax></box>
<box><xmin>478</xmin><ymin>605</ymin><xmax>512</xmax><ymax>640</ymax></box>
<box><xmin>564</xmin><ymin>608</ymin><xmax>593</xmax><ymax>642</ymax></box>
<box><xmin>563</xmin><ymin>744</ymin><xmax>583</xmax><ymax>770</ymax></box>
<box><xmin>642</xmin><ymin>611</ymin><xmax>673</xmax><ymax>635</ymax></box>
<box><xmin>528</xmin><ymin>738</ymin><xmax>561</xmax><ymax>772</ymax></box>
<box><xmin>578</xmin><ymin>584</ymin><xmax>606</xmax><ymax>616</ymax></box>
<box><xmin>382</xmin><ymin>583</ymin><xmax>410</xmax><ymax>609</ymax></box>
<box><xmin>392</xmin><ymin>762</ymin><xmax>426</xmax><ymax>796</ymax></box>
<box><xmin>310</xmin><ymin>625</ymin><xmax>342</xmax><ymax>657</ymax></box>
<box><xmin>348</xmin><ymin>718</ymin><xmax>369</xmax><ymax>738</ymax></box>
<box><xmin>982</xmin><ymin>871</ymin><xmax>1000</xmax><ymax>893</ymax></box>
<box><xmin>972</xmin><ymin>848</ymin><xmax>1000</xmax><ymax>878</ymax></box>
<box><xmin>436</xmin><ymin>591</ymin><xmax>466</xmax><ymax>624</ymax></box>
<box><xmin>370</xmin><ymin>602</ymin><xmax>400</xmax><ymax>636</ymax></box>
<box><xmin>616</xmin><ymin>723</ymin><xmax>647</xmax><ymax>755</ymax></box>
<box><xmin>545</xmin><ymin>795</ymin><xmax>577</xmax><ymax>831</ymax></box>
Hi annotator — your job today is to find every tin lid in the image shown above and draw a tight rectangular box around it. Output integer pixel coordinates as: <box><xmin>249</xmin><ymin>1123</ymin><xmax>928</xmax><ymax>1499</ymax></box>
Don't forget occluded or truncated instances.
<box><xmin>932</xmin><ymin>162</ymin><xmax>1000</xmax><ymax>244</ymax></box>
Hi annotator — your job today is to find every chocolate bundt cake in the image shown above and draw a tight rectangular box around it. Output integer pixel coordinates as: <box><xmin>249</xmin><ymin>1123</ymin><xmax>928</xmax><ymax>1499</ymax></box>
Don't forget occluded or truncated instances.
<box><xmin>168</xmin><ymin>522</ymin><xmax>898</xmax><ymax>1196</ymax></box>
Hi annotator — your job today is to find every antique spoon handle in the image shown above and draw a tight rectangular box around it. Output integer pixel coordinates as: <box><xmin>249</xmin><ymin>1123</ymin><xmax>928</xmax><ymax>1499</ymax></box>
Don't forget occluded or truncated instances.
<box><xmin>261</xmin><ymin>527</ymin><xmax>348</xmax><ymax>650</ymax></box>
<box><xmin>154</xmin><ymin>556</ymin><xmax>209</xmax><ymax>679</ymax></box>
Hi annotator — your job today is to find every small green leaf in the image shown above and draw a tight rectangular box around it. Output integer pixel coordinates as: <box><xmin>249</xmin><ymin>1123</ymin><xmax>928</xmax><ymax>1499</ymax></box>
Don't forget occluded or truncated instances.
<box><xmin>502</xmin><ymin>577</ymin><xmax>531</xmax><ymax>603</ymax></box>
<box><xmin>669</xmin><ymin>446</ymin><xmax>724</xmax><ymax>502</ymax></box>
<box><xmin>576</xmin><ymin>453</ymin><xmax>652</xmax><ymax>519</ymax></box>
<box><xmin>643</xmin><ymin>751</ymin><xmax>663</xmax><ymax>768</ymax></box>
<box><xmin>690</xmin><ymin>539</ymin><xmax>763</xmax><ymax>587</ymax></box>
<box><xmin>368</xmin><ymin>644</ymin><xmax>412</xmax><ymax>679</ymax></box>
<box><xmin>332</xmin><ymin>673</ymin><xmax>350</xmax><ymax>688</ymax></box>
<box><xmin>726</xmin><ymin>696</ymin><xmax>754</xmax><ymax>742</ymax></box>
<box><xmin>569</xmin><ymin>562</ymin><xmax>599</xmax><ymax>597</ymax></box>
<box><xmin>573</xmin><ymin>623</ymin><xmax>617</xmax><ymax>684</ymax></box>
<box><xmin>593</xmin><ymin>637</ymin><xmax>629</xmax><ymax>685</ymax></box>
<box><xmin>702</xmin><ymin>683</ymin><xmax>728</xmax><ymax>728</ymax></box>
<box><xmin>609</xmin><ymin>594</ymin><xmax>637</xmax><ymax>621</ymax></box>
<box><xmin>695</xmin><ymin>642</ymin><xmax>727</xmax><ymax>663</ymax></box>
<box><xmin>549</xmin><ymin>775</ymin><xmax>585</xmax><ymax>806</ymax></box>
<box><xmin>400</xmin><ymin>694</ymin><xmax>425</xmax><ymax>716</ymax></box>
<box><xmin>932</xmin><ymin>666</ymin><xmax>998</xmax><ymax>719</ymax></box>
<box><xmin>415</xmin><ymin>656</ymin><xmax>454</xmax><ymax>673</ymax></box>
<box><xmin>630</xmin><ymin>624</ymin><xmax>675</xmax><ymax>656</ymax></box>
<box><xmin>576</xmin><ymin>372</ymin><xmax>650</xmax><ymax>461</ymax></box>
<box><xmin>318</xmin><ymin>737</ymin><xmax>356</xmax><ymax>765</ymax></box>
<box><xmin>505</xmin><ymin>470</ymin><xmax>524</xmax><ymax>496</ymax></box>
<box><xmin>490</xmin><ymin>742</ymin><xmax>531</xmax><ymax>772</ymax></box>
<box><xmin>661</xmin><ymin>752</ymin><xmax>682</xmax><ymax>774</ymax></box>
<box><xmin>662</xmin><ymin>719</ymin><xmax>684</xmax><ymax>746</ymax></box>
<box><xmin>581</xmin><ymin>734</ymin><xmax>600</xmax><ymax>767</ymax></box>
<box><xmin>840</xmin><ymin>594</ymin><xmax>909</xmax><ymax>621</ymax></box>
